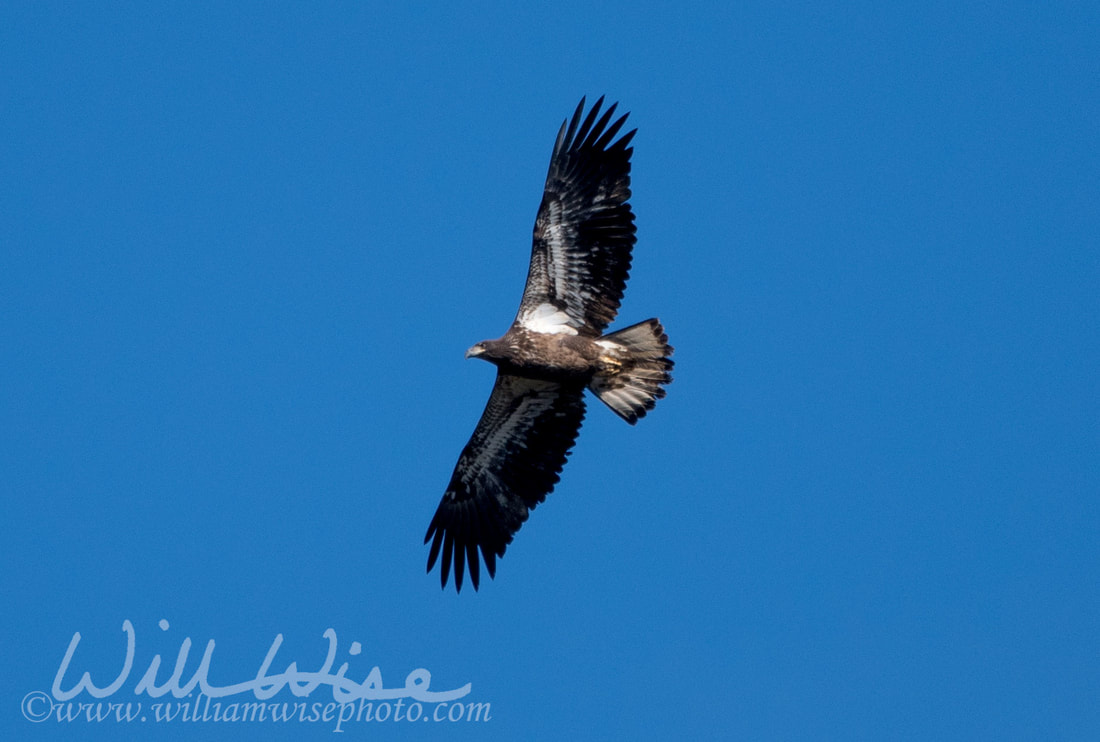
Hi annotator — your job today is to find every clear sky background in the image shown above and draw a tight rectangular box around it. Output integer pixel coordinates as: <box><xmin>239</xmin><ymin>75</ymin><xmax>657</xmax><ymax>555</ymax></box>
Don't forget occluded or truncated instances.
<box><xmin>2</xmin><ymin>2</ymin><xmax>1097</xmax><ymax>740</ymax></box>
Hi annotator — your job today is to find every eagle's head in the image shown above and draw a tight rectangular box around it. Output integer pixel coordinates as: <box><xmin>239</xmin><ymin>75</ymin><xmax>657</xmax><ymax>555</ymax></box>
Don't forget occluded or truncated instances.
<box><xmin>465</xmin><ymin>342</ymin><xmax>487</xmax><ymax>360</ymax></box>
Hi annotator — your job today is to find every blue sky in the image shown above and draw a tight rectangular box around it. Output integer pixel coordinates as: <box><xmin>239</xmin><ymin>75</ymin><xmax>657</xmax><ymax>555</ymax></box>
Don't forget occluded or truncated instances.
<box><xmin>2</xmin><ymin>1</ymin><xmax>1097</xmax><ymax>739</ymax></box>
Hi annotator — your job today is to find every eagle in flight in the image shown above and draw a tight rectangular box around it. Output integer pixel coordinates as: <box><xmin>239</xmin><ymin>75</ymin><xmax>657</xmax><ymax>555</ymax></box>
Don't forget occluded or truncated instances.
<box><xmin>425</xmin><ymin>97</ymin><xmax>674</xmax><ymax>592</ymax></box>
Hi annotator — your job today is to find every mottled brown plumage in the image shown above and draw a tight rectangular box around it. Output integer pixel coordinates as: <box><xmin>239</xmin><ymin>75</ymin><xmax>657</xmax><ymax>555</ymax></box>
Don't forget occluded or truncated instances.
<box><xmin>425</xmin><ymin>98</ymin><xmax>674</xmax><ymax>592</ymax></box>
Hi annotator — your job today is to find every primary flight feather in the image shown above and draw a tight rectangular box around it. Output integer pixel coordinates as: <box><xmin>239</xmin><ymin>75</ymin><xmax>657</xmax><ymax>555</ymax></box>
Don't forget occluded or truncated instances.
<box><xmin>424</xmin><ymin>97</ymin><xmax>674</xmax><ymax>592</ymax></box>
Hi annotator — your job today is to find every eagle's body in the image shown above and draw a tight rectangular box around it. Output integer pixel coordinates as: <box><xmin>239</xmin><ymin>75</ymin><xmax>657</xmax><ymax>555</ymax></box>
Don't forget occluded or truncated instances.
<box><xmin>425</xmin><ymin>98</ymin><xmax>674</xmax><ymax>592</ymax></box>
<box><xmin>469</xmin><ymin>329</ymin><xmax>610</xmax><ymax>380</ymax></box>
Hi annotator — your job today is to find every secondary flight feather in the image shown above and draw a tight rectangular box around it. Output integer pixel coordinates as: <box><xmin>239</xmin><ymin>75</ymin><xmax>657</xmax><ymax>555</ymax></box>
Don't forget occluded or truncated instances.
<box><xmin>425</xmin><ymin>97</ymin><xmax>674</xmax><ymax>592</ymax></box>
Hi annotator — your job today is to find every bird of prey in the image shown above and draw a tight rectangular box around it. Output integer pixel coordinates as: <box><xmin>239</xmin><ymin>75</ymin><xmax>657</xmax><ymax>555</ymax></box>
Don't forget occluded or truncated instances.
<box><xmin>424</xmin><ymin>97</ymin><xmax>674</xmax><ymax>592</ymax></box>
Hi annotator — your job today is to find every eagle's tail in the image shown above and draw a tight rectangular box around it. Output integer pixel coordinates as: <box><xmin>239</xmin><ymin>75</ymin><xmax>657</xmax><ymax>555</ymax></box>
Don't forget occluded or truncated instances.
<box><xmin>589</xmin><ymin>318</ymin><xmax>674</xmax><ymax>425</ymax></box>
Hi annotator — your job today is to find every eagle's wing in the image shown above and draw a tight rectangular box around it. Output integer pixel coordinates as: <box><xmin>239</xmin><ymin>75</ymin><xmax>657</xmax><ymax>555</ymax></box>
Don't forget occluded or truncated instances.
<box><xmin>425</xmin><ymin>373</ymin><xmax>586</xmax><ymax>592</ymax></box>
<box><xmin>515</xmin><ymin>96</ymin><xmax>637</xmax><ymax>337</ymax></box>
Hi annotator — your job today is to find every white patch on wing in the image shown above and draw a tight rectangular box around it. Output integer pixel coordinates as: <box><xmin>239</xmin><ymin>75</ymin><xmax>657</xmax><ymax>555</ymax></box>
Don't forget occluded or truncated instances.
<box><xmin>543</xmin><ymin>201</ymin><xmax>571</xmax><ymax>300</ymax></box>
<box><xmin>520</xmin><ymin>302</ymin><xmax>579</xmax><ymax>335</ymax></box>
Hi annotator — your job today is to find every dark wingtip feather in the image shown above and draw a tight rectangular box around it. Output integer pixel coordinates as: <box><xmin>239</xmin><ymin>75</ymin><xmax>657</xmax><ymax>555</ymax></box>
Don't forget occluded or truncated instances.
<box><xmin>594</xmin><ymin>110</ymin><xmax>628</xmax><ymax>151</ymax></box>
<box><xmin>614</xmin><ymin>127</ymin><xmax>637</xmax><ymax>154</ymax></box>
<box><xmin>587</xmin><ymin>102</ymin><xmax>618</xmax><ymax>149</ymax></box>
<box><xmin>572</xmin><ymin>96</ymin><xmax>604</xmax><ymax>149</ymax></box>
<box><xmin>467</xmin><ymin>540</ymin><xmax>480</xmax><ymax>591</ymax></box>
<box><xmin>425</xmin><ymin>525</ymin><xmax>443</xmax><ymax>573</ymax></box>
<box><xmin>562</xmin><ymin>96</ymin><xmax>587</xmax><ymax>151</ymax></box>
<box><xmin>454</xmin><ymin>541</ymin><xmax>465</xmax><ymax>593</ymax></box>
<box><xmin>440</xmin><ymin>531</ymin><xmax>454</xmax><ymax>589</ymax></box>
<box><xmin>482</xmin><ymin>546</ymin><xmax>496</xmax><ymax>579</ymax></box>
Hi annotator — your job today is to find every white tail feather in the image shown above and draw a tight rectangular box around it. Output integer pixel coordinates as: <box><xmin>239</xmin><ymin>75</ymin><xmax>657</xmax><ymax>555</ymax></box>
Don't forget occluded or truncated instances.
<box><xmin>589</xmin><ymin>319</ymin><xmax>674</xmax><ymax>424</ymax></box>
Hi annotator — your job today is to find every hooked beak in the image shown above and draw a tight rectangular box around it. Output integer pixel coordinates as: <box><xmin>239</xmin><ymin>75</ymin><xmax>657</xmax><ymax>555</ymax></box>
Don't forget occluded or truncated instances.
<box><xmin>465</xmin><ymin>344</ymin><xmax>484</xmax><ymax>360</ymax></box>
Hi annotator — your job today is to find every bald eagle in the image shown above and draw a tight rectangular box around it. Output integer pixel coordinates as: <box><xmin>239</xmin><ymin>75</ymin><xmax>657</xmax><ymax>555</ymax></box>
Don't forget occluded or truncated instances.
<box><xmin>425</xmin><ymin>97</ymin><xmax>674</xmax><ymax>592</ymax></box>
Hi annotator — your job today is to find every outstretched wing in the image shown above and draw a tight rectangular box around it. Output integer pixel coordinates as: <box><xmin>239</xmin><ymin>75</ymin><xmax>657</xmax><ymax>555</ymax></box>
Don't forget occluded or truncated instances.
<box><xmin>425</xmin><ymin>373</ymin><xmax>587</xmax><ymax>592</ymax></box>
<box><xmin>515</xmin><ymin>96</ymin><xmax>637</xmax><ymax>338</ymax></box>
